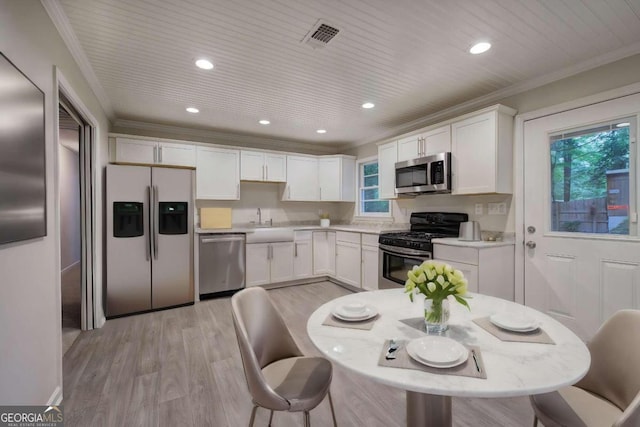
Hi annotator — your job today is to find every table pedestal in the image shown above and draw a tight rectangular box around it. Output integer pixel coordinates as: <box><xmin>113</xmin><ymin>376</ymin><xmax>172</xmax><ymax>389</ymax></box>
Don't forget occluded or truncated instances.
<box><xmin>406</xmin><ymin>391</ymin><xmax>452</xmax><ymax>427</ymax></box>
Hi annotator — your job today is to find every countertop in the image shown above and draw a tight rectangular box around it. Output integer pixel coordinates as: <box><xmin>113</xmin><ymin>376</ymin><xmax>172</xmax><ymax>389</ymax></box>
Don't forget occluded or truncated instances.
<box><xmin>431</xmin><ymin>237</ymin><xmax>515</xmax><ymax>248</ymax></box>
<box><xmin>195</xmin><ymin>223</ymin><xmax>410</xmax><ymax>235</ymax></box>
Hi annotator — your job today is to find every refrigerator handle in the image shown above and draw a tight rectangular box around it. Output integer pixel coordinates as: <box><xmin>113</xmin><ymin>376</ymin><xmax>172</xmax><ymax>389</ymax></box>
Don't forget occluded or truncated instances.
<box><xmin>146</xmin><ymin>186</ymin><xmax>152</xmax><ymax>261</ymax></box>
<box><xmin>153</xmin><ymin>185</ymin><xmax>159</xmax><ymax>260</ymax></box>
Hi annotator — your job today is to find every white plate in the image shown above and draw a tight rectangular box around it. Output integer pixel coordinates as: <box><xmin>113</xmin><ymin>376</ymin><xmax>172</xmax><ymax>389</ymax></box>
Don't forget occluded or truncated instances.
<box><xmin>406</xmin><ymin>336</ymin><xmax>468</xmax><ymax>368</ymax></box>
<box><xmin>331</xmin><ymin>305</ymin><xmax>378</xmax><ymax>322</ymax></box>
<box><xmin>490</xmin><ymin>312</ymin><xmax>539</xmax><ymax>332</ymax></box>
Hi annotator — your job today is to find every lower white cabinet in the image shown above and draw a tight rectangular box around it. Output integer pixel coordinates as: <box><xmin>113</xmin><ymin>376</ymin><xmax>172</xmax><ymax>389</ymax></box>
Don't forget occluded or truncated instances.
<box><xmin>433</xmin><ymin>243</ymin><xmax>514</xmax><ymax>300</ymax></box>
<box><xmin>246</xmin><ymin>242</ymin><xmax>294</xmax><ymax>286</ymax></box>
<box><xmin>335</xmin><ymin>232</ymin><xmax>361</xmax><ymax>287</ymax></box>
<box><xmin>313</xmin><ymin>231</ymin><xmax>336</xmax><ymax>276</ymax></box>
<box><xmin>293</xmin><ymin>231</ymin><xmax>313</xmax><ymax>279</ymax></box>
<box><xmin>361</xmin><ymin>234</ymin><xmax>379</xmax><ymax>290</ymax></box>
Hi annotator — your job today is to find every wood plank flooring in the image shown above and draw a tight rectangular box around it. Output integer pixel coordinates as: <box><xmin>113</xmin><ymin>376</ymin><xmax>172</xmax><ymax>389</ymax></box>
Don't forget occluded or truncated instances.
<box><xmin>63</xmin><ymin>282</ymin><xmax>536</xmax><ymax>426</ymax></box>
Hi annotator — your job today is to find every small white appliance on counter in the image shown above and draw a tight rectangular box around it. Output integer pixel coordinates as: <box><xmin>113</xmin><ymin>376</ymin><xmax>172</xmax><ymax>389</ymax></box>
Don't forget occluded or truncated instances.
<box><xmin>106</xmin><ymin>164</ymin><xmax>194</xmax><ymax>317</ymax></box>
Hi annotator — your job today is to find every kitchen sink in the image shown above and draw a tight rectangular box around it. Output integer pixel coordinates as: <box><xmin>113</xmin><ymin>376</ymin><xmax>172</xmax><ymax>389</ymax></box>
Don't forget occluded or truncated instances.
<box><xmin>245</xmin><ymin>227</ymin><xmax>294</xmax><ymax>243</ymax></box>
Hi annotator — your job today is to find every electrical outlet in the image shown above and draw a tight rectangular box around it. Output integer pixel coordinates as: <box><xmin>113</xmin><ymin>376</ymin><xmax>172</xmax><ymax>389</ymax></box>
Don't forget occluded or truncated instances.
<box><xmin>497</xmin><ymin>202</ymin><xmax>507</xmax><ymax>215</ymax></box>
<box><xmin>488</xmin><ymin>202</ymin><xmax>507</xmax><ymax>215</ymax></box>
<box><xmin>475</xmin><ymin>203</ymin><xmax>483</xmax><ymax>215</ymax></box>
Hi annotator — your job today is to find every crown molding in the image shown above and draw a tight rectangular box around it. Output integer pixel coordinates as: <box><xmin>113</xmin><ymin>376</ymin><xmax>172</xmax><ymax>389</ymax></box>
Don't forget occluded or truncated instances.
<box><xmin>111</xmin><ymin>119</ymin><xmax>339</xmax><ymax>155</ymax></box>
<box><xmin>345</xmin><ymin>41</ymin><xmax>640</xmax><ymax>150</ymax></box>
<box><xmin>41</xmin><ymin>0</ymin><xmax>115</xmax><ymax>119</ymax></box>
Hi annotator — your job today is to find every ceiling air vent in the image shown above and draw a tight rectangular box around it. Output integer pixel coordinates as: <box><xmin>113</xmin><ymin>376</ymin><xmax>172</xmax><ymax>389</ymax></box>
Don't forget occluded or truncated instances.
<box><xmin>302</xmin><ymin>20</ymin><xmax>340</xmax><ymax>49</ymax></box>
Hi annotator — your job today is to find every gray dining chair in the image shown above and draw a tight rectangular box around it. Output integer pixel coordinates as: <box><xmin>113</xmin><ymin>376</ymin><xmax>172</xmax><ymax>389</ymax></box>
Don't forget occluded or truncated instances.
<box><xmin>231</xmin><ymin>287</ymin><xmax>338</xmax><ymax>427</ymax></box>
<box><xmin>530</xmin><ymin>309</ymin><xmax>640</xmax><ymax>427</ymax></box>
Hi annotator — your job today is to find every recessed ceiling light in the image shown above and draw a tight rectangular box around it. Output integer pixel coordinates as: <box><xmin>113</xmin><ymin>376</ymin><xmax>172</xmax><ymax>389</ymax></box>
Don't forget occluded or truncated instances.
<box><xmin>316</xmin><ymin>129</ymin><xmax>327</xmax><ymax>134</ymax></box>
<box><xmin>469</xmin><ymin>42</ymin><xmax>491</xmax><ymax>55</ymax></box>
<box><xmin>195</xmin><ymin>58</ymin><xmax>214</xmax><ymax>70</ymax></box>
<box><xmin>362</xmin><ymin>102</ymin><xmax>375</xmax><ymax>109</ymax></box>
<box><xmin>259</xmin><ymin>119</ymin><xmax>270</xmax><ymax>125</ymax></box>
<box><xmin>186</xmin><ymin>107</ymin><xmax>199</xmax><ymax>113</ymax></box>
<box><xmin>616</xmin><ymin>122</ymin><xmax>630</xmax><ymax>128</ymax></box>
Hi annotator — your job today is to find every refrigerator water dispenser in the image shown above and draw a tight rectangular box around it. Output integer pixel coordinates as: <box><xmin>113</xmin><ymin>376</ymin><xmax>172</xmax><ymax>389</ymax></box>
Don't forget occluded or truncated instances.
<box><xmin>158</xmin><ymin>202</ymin><xmax>188</xmax><ymax>235</ymax></box>
<box><xmin>113</xmin><ymin>202</ymin><xmax>144</xmax><ymax>237</ymax></box>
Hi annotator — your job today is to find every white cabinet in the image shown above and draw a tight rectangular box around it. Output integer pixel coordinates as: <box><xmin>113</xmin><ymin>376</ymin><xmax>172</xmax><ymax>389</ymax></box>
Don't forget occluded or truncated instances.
<box><xmin>397</xmin><ymin>125</ymin><xmax>451</xmax><ymax>162</ymax></box>
<box><xmin>318</xmin><ymin>155</ymin><xmax>356</xmax><ymax>202</ymax></box>
<box><xmin>433</xmin><ymin>243</ymin><xmax>514</xmax><ymax>300</ymax></box>
<box><xmin>196</xmin><ymin>146</ymin><xmax>240</xmax><ymax>200</ymax></box>
<box><xmin>335</xmin><ymin>232</ymin><xmax>361</xmax><ymax>287</ymax></box>
<box><xmin>284</xmin><ymin>155</ymin><xmax>318</xmax><ymax>201</ymax></box>
<box><xmin>451</xmin><ymin>106</ymin><xmax>516</xmax><ymax>195</ymax></box>
<box><xmin>378</xmin><ymin>140</ymin><xmax>398</xmax><ymax>200</ymax></box>
<box><xmin>294</xmin><ymin>231</ymin><xmax>313</xmax><ymax>279</ymax></box>
<box><xmin>313</xmin><ymin>231</ymin><xmax>336</xmax><ymax>276</ymax></box>
<box><xmin>360</xmin><ymin>234</ymin><xmax>379</xmax><ymax>291</ymax></box>
<box><xmin>115</xmin><ymin>137</ymin><xmax>196</xmax><ymax>167</ymax></box>
<box><xmin>246</xmin><ymin>242</ymin><xmax>294</xmax><ymax>286</ymax></box>
<box><xmin>240</xmin><ymin>150</ymin><xmax>286</xmax><ymax>182</ymax></box>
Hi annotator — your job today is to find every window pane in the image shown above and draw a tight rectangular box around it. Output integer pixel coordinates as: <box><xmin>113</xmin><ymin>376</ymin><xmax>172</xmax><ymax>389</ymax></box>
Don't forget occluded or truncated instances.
<box><xmin>364</xmin><ymin>175</ymin><xmax>378</xmax><ymax>187</ymax></box>
<box><xmin>549</xmin><ymin>123</ymin><xmax>630</xmax><ymax>235</ymax></box>
<box><xmin>363</xmin><ymin>162</ymin><xmax>379</xmax><ymax>176</ymax></box>
<box><xmin>362</xmin><ymin>188</ymin><xmax>379</xmax><ymax>200</ymax></box>
<box><xmin>363</xmin><ymin>200</ymin><xmax>389</xmax><ymax>213</ymax></box>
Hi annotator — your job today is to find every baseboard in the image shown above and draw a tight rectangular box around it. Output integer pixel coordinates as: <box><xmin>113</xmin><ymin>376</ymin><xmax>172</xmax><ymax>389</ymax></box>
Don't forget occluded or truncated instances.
<box><xmin>48</xmin><ymin>386</ymin><xmax>63</xmax><ymax>405</ymax></box>
<box><xmin>60</xmin><ymin>260</ymin><xmax>80</xmax><ymax>275</ymax></box>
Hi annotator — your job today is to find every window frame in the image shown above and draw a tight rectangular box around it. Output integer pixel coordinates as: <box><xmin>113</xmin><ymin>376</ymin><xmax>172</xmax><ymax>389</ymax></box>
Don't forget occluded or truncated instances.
<box><xmin>356</xmin><ymin>156</ymin><xmax>391</xmax><ymax>218</ymax></box>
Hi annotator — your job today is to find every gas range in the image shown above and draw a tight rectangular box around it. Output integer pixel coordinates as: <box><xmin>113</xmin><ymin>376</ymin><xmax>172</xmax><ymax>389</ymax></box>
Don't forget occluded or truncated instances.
<box><xmin>378</xmin><ymin>231</ymin><xmax>450</xmax><ymax>252</ymax></box>
<box><xmin>378</xmin><ymin>212</ymin><xmax>469</xmax><ymax>253</ymax></box>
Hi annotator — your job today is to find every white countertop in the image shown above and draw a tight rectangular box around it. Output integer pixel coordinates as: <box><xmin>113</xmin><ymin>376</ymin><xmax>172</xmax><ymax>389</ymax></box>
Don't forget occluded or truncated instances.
<box><xmin>196</xmin><ymin>224</ymin><xmax>410</xmax><ymax>235</ymax></box>
<box><xmin>307</xmin><ymin>289</ymin><xmax>589</xmax><ymax>398</ymax></box>
<box><xmin>431</xmin><ymin>237</ymin><xmax>515</xmax><ymax>248</ymax></box>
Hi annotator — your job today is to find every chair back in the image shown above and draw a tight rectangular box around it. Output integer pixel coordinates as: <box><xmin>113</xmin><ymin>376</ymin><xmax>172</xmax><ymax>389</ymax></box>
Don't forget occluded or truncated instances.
<box><xmin>577</xmin><ymin>309</ymin><xmax>640</xmax><ymax>411</ymax></box>
<box><xmin>231</xmin><ymin>287</ymin><xmax>303</xmax><ymax>410</ymax></box>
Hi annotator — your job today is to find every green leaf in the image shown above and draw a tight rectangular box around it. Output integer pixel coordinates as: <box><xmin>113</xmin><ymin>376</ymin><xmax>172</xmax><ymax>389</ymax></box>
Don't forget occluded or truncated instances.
<box><xmin>454</xmin><ymin>295</ymin><xmax>470</xmax><ymax>310</ymax></box>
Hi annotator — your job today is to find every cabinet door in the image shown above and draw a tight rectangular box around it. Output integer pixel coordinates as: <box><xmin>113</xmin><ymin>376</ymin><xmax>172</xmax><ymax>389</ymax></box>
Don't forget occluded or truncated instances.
<box><xmin>327</xmin><ymin>232</ymin><xmax>336</xmax><ymax>276</ymax></box>
<box><xmin>397</xmin><ymin>135</ymin><xmax>420</xmax><ymax>162</ymax></box>
<box><xmin>196</xmin><ymin>146</ymin><xmax>240</xmax><ymax>200</ymax></box>
<box><xmin>265</xmin><ymin>153</ymin><xmax>286</xmax><ymax>182</ymax></box>
<box><xmin>240</xmin><ymin>151</ymin><xmax>265</xmax><ymax>181</ymax></box>
<box><xmin>313</xmin><ymin>231</ymin><xmax>335</xmax><ymax>275</ymax></box>
<box><xmin>440</xmin><ymin>260</ymin><xmax>479</xmax><ymax>294</ymax></box>
<box><xmin>451</xmin><ymin>111</ymin><xmax>496</xmax><ymax>194</ymax></box>
<box><xmin>294</xmin><ymin>240</ymin><xmax>313</xmax><ymax>279</ymax></box>
<box><xmin>336</xmin><ymin>241</ymin><xmax>361</xmax><ymax>287</ymax></box>
<box><xmin>318</xmin><ymin>157</ymin><xmax>341</xmax><ymax>201</ymax></box>
<box><xmin>286</xmin><ymin>156</ymin><xmax>318</xmax><ymax>201</ymax></box>
<box><xmin>115</xmin><ymin>138</ymin><xmax>157</xmax><ymax>165</ymax></box>
<box><xmin>246</xmin><ymin>243</ymin><xmax>270</xmax><ymax>287</ymax></box>
<box><xmin>158</xmin><ymin>142</ymin><xmax>196</xmax><ymax>167</ymax></box>
<box><xmin>361</xmin><ymin>245</ymin><xmax>379</xmax><ymax>291</ymax></box>
<box><xmin>378</xmin><ymin>141</ymin><xmax>398</xmax><ymax>200</ymax></box>
<box><xmin>270</xmin><ymin>242</ymin><xmax>294</xmax><ymax>283</ymax></box>
<box><xmin>422</xmin><ymin>125</ymin><xmax>451</xmax><ymax>156</ymax></box>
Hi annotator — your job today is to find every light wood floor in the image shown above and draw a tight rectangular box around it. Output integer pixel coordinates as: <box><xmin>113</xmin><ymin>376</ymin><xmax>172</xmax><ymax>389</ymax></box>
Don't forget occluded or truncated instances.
<box><xmin>63</xmin><ymin>282</ymin><xmax>535</xmax><ymax>426</ymax></box>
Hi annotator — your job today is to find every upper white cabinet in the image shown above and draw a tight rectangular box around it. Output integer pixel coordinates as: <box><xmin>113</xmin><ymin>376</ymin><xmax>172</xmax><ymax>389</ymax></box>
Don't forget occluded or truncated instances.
<box><xmin>378</xmin><ymin>140</ymin><xmax>398</xmax><ymax>200</ymax></box>
<box><xmin>284</xmin><ymin>155</ymin><xmax>318</xmax><ymax>201</ymax></box>
<box><xmin>451</xmin><ymin>105</ymin><xmax>516</xmax><ymax>195</ymax></box>
<box><xmin>115</xmin><ymin>137</ymin><xmax>196</xmax><ymax>167</ymax></box>
<box><xmin>396</xmin><ymin>125</ymin><xmax>451</xmax><ymax>162</ymax></box>
<box><xmin>318</xmin><ymin>156</ymin><xmax>356</xmax><ymax>202</ymax></box>
<box><xmin>196</xmin><ymin>146</ymin><xmax>240</xmax><ymax>200</ymax></box>
<box><xmin>240</xmin><ymin>150</ymin><xmax>286</xmax><ymax>182</ymax></box>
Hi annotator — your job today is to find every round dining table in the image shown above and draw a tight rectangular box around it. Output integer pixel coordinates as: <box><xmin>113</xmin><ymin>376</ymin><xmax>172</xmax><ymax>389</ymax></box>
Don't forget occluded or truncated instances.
<box><xmin>306</xmin><ymin>289</ymin><xmax>590</xmax><ymax>427</ymax></box>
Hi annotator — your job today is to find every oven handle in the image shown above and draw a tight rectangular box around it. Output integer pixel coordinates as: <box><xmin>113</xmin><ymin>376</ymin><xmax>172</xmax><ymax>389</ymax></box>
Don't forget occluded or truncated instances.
<box><xmin>379</xmin><ymin>244</ymin><xmax>432</xmax><ymax>259</ymax></box>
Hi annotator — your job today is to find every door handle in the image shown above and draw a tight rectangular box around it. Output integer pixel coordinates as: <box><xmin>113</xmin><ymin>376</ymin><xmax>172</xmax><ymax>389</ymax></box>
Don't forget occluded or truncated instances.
<box><xmin>527</xmin><ymin>226</ymin><xmax>536</xmax><ymax>234</ymax></box>
<box><xmin>146</xmin><ymin>186</ymin><xmax>152</xmax><ymax>261</ymax></box>
<box><xmin>153</xmin><ymin>186</ymin><xmax>159</xmax><ymax>259</ymax></box>
<box><xmin>526</xmin><ymin>241</ymin><xmax>536</xmax><ymax>249</ymax></box>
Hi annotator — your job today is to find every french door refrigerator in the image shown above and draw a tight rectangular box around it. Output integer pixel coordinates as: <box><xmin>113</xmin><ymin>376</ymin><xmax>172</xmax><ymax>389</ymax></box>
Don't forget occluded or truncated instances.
<box><xmin>106</xmin><ymin>164</ymin><xmax>193</xmax><ymax>317</ymax></box>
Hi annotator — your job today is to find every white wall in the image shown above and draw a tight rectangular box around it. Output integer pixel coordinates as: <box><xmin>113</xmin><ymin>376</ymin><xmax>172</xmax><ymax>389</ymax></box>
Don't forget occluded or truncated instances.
<box><xmin>59</xmin><ymin>131</ymin><xmax>80</xmax><ymax>270</ymax></box>
<box><xmin>0</xmin><ymin>1</ymin><xmax>109</xmax><ymax>405</ymax></box>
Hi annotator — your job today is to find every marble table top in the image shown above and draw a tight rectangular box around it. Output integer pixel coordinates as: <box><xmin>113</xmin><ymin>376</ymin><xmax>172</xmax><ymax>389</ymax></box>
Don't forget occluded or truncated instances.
<box><xmin>306</xmin><ymin>289</ymin><xmax>590</xmax><ymax>398</ymax></box>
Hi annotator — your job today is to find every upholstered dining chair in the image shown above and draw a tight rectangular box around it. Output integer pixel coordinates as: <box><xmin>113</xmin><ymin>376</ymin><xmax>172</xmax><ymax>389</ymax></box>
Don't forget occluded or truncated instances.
<box><xmin>530</xmin><ymin>309</ymin><xmax>640</xmax><ymax>427</ymax></box>
<box><xmin>231</xmin><ymin>287</ymin><xmax>338</xmax><ymax>427</ymax></box>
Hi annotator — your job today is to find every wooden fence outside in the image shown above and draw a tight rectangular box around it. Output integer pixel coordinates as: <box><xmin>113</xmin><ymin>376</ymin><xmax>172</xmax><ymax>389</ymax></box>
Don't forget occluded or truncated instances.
<box><xmin>551</xmin><ymin>197</ymin><xmax>608</xmax><ymax>233</ymax></box>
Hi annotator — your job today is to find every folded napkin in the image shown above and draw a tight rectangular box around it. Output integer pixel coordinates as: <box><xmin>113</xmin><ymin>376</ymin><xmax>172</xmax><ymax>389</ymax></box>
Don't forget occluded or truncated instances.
<box><xmin>377</xmin><ymin>339</ymin><xmax>487</xmax><ymax>379</ymax></box>
<box><xmin>321</xmin><ymin>313</ymin><xmax>379</xmax><ymax>330</ymax></box>
<box><xmin>473</xmin><ymin>317</ymin><xmax>555</xmax><ymax>345</ymax></box>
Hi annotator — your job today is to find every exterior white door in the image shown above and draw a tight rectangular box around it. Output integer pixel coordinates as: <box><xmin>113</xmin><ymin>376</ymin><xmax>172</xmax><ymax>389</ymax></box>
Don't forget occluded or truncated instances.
<box><xmin>523</xmin><ymin>93</ymin><xmax>639</xmax><ymax>340</ymax></box>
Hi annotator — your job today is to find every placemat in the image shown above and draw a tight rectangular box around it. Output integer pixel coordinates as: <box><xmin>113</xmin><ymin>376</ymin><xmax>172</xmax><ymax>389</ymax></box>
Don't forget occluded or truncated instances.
<box><xmin>321</xmin><ymin>313</ymin><xmax>379</xmax><ymax>330</ymax></box>
<box><xmin>399</xmin><ymin>317</ymin><xmax>428</xmax><ymax>333</ymax></box>
<box><xmin>377</xmin><ymin>339</ymin><xmax>487</xmax><ymax>379</ymax></box>
<box><xmin>473</xmin><ymin>317</ymin><xmax>555</xmax><ymax>344</ymax></box>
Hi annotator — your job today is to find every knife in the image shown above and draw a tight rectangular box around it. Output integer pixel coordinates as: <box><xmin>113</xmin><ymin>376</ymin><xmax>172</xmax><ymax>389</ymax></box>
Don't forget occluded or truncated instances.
<box><xmin>385</xmin><ymin>340</ymin><xmax>399</xmax><ymax>360</ymax></box>
<box><xmin>471</xmin><ymin>349</ymin><xmax>481</xmax><ymax>373</ymax></box>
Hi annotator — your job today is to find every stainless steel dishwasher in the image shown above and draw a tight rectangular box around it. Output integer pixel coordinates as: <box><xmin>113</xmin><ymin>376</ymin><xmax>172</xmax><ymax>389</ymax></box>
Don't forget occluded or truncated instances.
<box><xmin>199</xmin><ymin>233</ymin><xmax>245</xmax><ymax>297</ymax></box>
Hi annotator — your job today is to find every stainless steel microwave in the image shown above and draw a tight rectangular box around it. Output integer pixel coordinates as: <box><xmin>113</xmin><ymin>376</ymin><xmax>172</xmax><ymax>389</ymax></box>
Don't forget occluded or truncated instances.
<box><xmin>395</xmin><ymin>152</ymin><xmax>451</xmax><ymax>195</ymax></box>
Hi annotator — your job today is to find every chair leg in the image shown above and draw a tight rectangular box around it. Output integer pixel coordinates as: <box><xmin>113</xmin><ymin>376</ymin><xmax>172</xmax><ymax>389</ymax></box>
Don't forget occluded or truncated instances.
<box><xmin>303</xmin><ymin>411</ymin><xmax>310</xmax><ymax>427</ymax></box>
<box><xmin>328</xmin><ymin>391</ymin><xmax>338</xmax><ymax>427</ymax></box>
<box><xmin>248</xmin><ymin>405</ymin><xmax>258</xmax><ymax>427</ymax></box>
<box><xmin>532</xmin><ymin>415</ymin><xmax>538</xmax><ymax>427</ymax></box>
<box><xmin>268</xmin><ymin>410</ymin><xmax>274</xmax><ymax>426</ymax></box>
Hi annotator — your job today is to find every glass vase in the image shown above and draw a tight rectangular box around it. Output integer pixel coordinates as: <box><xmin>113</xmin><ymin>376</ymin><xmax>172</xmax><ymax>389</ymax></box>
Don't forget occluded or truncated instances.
<box><xmin>424</xmin><ymin>298</ymin><xmax>450</xmax><ymax>334</ymax></box>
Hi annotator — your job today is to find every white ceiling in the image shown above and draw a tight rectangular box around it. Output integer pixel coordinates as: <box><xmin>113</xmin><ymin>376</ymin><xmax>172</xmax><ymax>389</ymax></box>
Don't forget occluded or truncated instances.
<box><xmin>54</xmin><ymin>0</ymin><xmax>640</xmax><ymax>147</ymax></box>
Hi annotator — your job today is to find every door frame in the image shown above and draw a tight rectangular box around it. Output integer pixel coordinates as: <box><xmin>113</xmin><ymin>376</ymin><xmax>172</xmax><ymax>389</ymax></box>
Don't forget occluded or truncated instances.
<box><xmin>514</xmin><ymin>82</ymin><xmax>640</xmax><ymax>304</ymax></box>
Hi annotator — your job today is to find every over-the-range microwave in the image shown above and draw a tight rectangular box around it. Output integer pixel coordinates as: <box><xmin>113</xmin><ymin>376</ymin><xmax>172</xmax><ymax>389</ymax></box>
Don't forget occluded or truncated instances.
<box><xmin>395</xmin><ymin>152</ymin><xmax>451</xmax><ymax>196</ymax></box>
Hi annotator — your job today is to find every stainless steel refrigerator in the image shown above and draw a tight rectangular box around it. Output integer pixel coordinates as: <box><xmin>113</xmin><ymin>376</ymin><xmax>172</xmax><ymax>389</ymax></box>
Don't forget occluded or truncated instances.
<box><xmin>106</xmin><ymin>164</ymin><xmax>193</xmax><ymax>317</ymax></box>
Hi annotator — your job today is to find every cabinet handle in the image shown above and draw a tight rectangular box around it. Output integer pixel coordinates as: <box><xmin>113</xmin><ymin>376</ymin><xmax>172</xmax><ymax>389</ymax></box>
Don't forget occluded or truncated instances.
<box><xmin>153</xmin><ymin>146</ymin><xmax>158</xmax><ymax>163</ymax></box>
<box><xmin>262</xmin><ymin>165</ymin><xmax>265</xmax><ymax>180</ymax></box>
<box><xmin>319</xmin><ymin>187</ymin><xmax>322</xmax><ymax>200</ymax></box>
<box><xmin>265</xmin><ymin>164</ymin><xmax>268</xmax><ymax>180</ymax></box>
<box><xmin>288</xmin><ymin>186</ymin><xmax>291</xmax><ymax>199</ymax></box>
<box><xmin>159</xmin><ymin>146</ymin><xmax>163</xmax><ymax>163</ymax></box>
<box><xmin>237</xmin><ymin>183</ymin><xmax>240</xmax><ymax>198</ymax></box>
<box><xmin>294</xmin><ymin>243</ymin><xmax>298</xmax><ymax>257</ymax></box>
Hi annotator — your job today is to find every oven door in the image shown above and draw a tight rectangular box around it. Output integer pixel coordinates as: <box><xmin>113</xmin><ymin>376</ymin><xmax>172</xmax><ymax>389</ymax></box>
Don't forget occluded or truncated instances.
<box><xmin>378</xmin><ymin>244</ymin><xmax>431</xmax><ymax>289</ymax></box>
